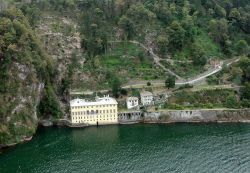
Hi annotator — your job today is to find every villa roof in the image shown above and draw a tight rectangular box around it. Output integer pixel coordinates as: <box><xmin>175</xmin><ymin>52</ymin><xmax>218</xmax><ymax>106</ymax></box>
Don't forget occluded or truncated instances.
<box><xmin>126</xmin><ymin>97</ymin><xmax>139</xmax><ymax>101</ymax></box>
<box><xmin>140</xmin><ymin>91</ymin><xmax>153</xmax><ymax>97</ymax></box>
<box><xmin>70</xmin><ymin>96</ymin><xmax>118</xmax><ymax>107</ymax></box>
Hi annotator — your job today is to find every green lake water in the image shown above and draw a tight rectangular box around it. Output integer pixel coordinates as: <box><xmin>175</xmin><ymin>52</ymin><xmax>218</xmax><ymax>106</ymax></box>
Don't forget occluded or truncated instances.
<box><xmin>1</xmin><ymin>123</ymin><xmax>250</xmax><ymax>173</ymax></box>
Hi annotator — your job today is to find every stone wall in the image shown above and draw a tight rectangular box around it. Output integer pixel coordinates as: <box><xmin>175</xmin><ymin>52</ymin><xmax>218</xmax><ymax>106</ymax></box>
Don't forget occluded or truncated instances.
<box><xmin>118</xmin><ymin>111</ymin><xmax>143</xmax><ymax>123</ymax></box>
<box><xmin>144</xmin><ymin>109</ymin><xmax>250</xmax><ymax>123</ymax></box>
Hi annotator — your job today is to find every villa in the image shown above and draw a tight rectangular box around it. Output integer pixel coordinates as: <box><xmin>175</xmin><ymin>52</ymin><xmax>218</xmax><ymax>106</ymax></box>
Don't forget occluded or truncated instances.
<box><xmin>70</xmin><ymin>95</ymin><xmax>118</xmax><ymax>125</ymax></box>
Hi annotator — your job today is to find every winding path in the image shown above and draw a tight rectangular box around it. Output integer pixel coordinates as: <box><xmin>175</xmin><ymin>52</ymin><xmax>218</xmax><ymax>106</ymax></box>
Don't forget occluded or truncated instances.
<box><xmin>122</xmin><ymin>57</ymin><xmax>240</xmax><ymax>89</ymax></box>
<box><xmin>128</xmin><ymin>40</ymin><xmax>183</xmax><ymax>79</ymax></box>
<box><xmin>70</xmin><ymin>41</ymin><xmax>240</xmax><ymax>95</ymax></box>
<box><xmin>111</xmin><ymin>40</ymin><xmax>240</xmax><ymax>87</ymax></box>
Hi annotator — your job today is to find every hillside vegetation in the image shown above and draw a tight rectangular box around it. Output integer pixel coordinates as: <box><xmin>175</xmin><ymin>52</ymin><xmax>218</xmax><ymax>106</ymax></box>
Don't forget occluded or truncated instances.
<box><xmin>0</xmin><ymin>0</ymin><xmax>249</xmax><ymax>145</ymax></box>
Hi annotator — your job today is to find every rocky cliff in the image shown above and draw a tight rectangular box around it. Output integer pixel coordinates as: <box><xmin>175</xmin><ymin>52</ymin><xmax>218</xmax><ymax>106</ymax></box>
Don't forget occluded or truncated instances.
<box><xmin>0</xmin><ymin>8</ymin><xmax>59</xmax><ymax>146</ymax></box>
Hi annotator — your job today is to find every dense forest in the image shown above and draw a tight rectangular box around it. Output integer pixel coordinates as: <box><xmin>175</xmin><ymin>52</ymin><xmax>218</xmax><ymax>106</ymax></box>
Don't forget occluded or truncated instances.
<box><xmin>0</xmin><ymin>0</ymin><xmax>250</xmax><ymax>145</ymax></box>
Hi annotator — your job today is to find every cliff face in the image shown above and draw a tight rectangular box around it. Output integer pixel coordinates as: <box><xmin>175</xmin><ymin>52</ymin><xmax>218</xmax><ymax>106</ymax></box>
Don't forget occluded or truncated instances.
<box><xmin>0</xmin><ymin>63</ymin><xmax>44</xmax><ymax>145</ymax></box>
<box><xmin>0</xmin><ymin>8</ymin><xmax>54</xmax><ymax>145</ymax></box>
<box><xmin>0</xmin><ymin>7</ymin><xmax>82</xmax><ymax>146</ymax></box>
<box><xmin>36</xmin><ymin>14</ymin><xmax>84</xmax><ymax>86</ymax></box>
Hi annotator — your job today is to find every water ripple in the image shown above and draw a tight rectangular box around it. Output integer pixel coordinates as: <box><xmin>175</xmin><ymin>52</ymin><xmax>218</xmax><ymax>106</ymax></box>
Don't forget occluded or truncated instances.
<box><xmin>1</xmin><ymin>124</ymin><xmax>250</xmax><ymax>173</ymax></box>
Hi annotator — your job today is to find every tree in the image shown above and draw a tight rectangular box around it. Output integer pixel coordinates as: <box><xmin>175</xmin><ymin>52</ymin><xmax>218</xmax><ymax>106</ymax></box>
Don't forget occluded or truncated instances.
<box><xmin>20</xmin><ymin>4</ymin><xmax>41</xmax><ymax>27</ymax></box>
<box><xmin>239</xmin><ymin>56</ymin><xmax>250</xmax><ymax>82</ymax></box>
<box><xmin>230</xmin><ymin>66</ymin><xmax>243</xmax><ymax>84</ymax></box>
<box><xmin>153</xmin><ymin>1</ymin><xmax>173</xmax><ymax>25</ymax></box>
<box><xmin>214</xmin><ymin>5</ymin><xmax>226</xmax><ymax>18</ymax></box>
<box><xmin>127</xmin><ymin>3</ymin><xmax>156</xmax><ymax>22</ymax></box>
<box><xmin>118</xmin><ymin>15</ymin><xmax>135</xmax><ymax>40</ymax></box>
<box><xmin>241</xmin><ymin>83</ymin><xmax>250</xmax><ymax>100</ymax></box>
<box><xmin>225</xmin><ymin>95</ymin><xmax>238</xmax><ymax>108</ymax></box>
<box><xmin>229</xmin><ymin>8</ymin><xmax>241</xmax><ymax>21</ymax></box>
<box><xmin>111</xmin><ymin>77</ymin><xmax>121</xmax><ymax>98</ymax></box>
<box><xmin>167</xmin><ymin>21</ymin><xmax>185</xmax><ymax>50</ymax></box>
<box><xmin>235</xmin><ymin>40</ymin><xmax>249</xmax><ymax>56</ymax></box>
<box><xmin>165</xmin><ymin>75</ymin><xmax>175</xmax><ymax>89</ymax></box>
<box><xmin>80</xmin><ymin>7</ymin><xmax>108</xmax><ymax>59</ymax></box>
<box><xmin>191</xmin><ymin>44</ymin><xmax>207</xmax><ymax>66</ymax></box>
<box><xmin>156</xmin><ymin>35</ymin><xmax>169</xmax><ymax>56</ymax></box>
<box><xmin>209</xmin><ymin>19</ymin><xmax>228</xmax><ymax>45</ymax></box>
<box><xmin>38</xmin><ymin>84</ymin><xmax>62</xmax><ymax>118</ymax></box>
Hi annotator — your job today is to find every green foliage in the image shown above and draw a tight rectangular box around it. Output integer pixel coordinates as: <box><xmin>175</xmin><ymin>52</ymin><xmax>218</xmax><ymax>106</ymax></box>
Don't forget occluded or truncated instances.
<box><xmin>235</xmin><ymin>40</ymin><xmax>249</xmax><ymax>56</ymax></box>
<box><xmin>0</xmin><ymin>8</ymin><xmax>49</xmax><ymax>92</ymax></box>
<box><xmin>118</xmin><ymin>15</ymin><xmax>135</xmax><ymax>40</ymax></box>
<box><xmin>80</xmin><ymin>7</ymin><xmax>108</xmax><ymax>59</ymax></box>
<box><xmin>156</xmin><ymin>35</ymin><xmax>169</xmax><ymax>56</ymax></box>
<box><xmin>38</xmin><ymin>84</ymin><xmax>62</xmax><ymax>118</ymax></box>
<box><xmin>20</xmin><ymin>4</ymin><xmax>41</xmax><ymax>27</ymax></box>
<box><xmin>190</xmin><ymin>43</ymin><xmax>207</xmax><ymax>66</ymax></box>
<box><xmin>241</xmin><ymin>83</ymin><xmax>250</xmax><ymax>100</ymax></box>
<box><xmin>165</xmin><ymin>75</ymin><xmax>176</xmax><ymax>89</ymax></box>
<box><xmin>239</xmin><ymin>56</ymin><xmax>250</xmax><ymax>82</ymax></box>
<box><xmin>168</xmin><ymin>89</ymin><xmax>239</xmax><ymax>109</ymax></box>
<box><xmin>81</xmin><ymin>42</ymin><xmax>166</xmax><ymax>90</ymax></box>
<box><xmin>131</xmin><ymin>88</ymin><xmax>140</xmax><ymax>97</ymax></box>
<box><xmin>177</xmin><ymin>84</ymin><xmax>193</xmax><ymax>90</ymax></box>
<box><xmin>111</xmin><ymin>76</ymin><xmax>121</xmax><ymax>98</ymax></box>
<box><xmin>167</xmin><ymin>21</ymin><xmax>186</xmax><ymax>51</ymax></box>
<box><xmin>225</xmin><ymin>95</ymin><xmax>239</xmax><ymax>108</ymax></box>
<box><xmin>209</xmin><ymin>19</ymin><xmax>228</xmax><ymax>45</ymax></box>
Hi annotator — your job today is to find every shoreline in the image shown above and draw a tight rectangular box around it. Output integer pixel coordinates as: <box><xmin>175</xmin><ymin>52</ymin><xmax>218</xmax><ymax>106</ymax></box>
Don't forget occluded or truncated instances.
<box><xmin>1</xmin><ymin>108</ymin><xmax>250</xmax><ymax>151</ymax></box>
<box><xmin>0</xmin><ymin>136</ymin><xmax>33</xmax><ymax>151</ymax></box>
<box><xmin>1</xmin><ymin>120</ymin><xmax>250</xmax><ymax>152</ymax></box>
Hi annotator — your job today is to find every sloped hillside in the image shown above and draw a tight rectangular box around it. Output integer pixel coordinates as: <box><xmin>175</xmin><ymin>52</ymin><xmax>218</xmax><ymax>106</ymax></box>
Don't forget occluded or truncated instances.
<box><xmin>0</xmin><ymin>8</ymin><xmax>60</xmax><ymax>145</ymax></box>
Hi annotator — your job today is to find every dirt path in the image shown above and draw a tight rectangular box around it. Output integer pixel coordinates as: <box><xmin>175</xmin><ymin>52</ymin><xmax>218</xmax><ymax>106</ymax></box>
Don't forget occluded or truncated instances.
<box><xmin>71</xmin><ymin>42</ymin><xmax>240</xmax><ymax>95</ymax></box>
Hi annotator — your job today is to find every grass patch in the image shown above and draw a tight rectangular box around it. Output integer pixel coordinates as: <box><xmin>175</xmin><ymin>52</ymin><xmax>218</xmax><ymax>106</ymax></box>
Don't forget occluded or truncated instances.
<box><xmin>80</xmin><ymin>42</ymin><xmax>166</xmax><ymax>90</ymax></box>
<box><xmin>160</xmin><ymin>60</ymin><xmax>205</xmax><ymax>78</ymax></box>
<box><xmin>173</xmin><ymin>28</ymin><xmax>223</xmax><ymax>60</ymax></box>
<box><xmin>164</xmin><ymin>89</ymin><xmax>239</xmax><ymax>109</ymax></box>
<box><xmin>101</xmin><ymin>43</ymin><xmax>165</xmax><ymax>80</ymax></box>
<box><xmin>195</xmin><ymin>29</ymin><xmax>223</xmax><ymax>59</ymax></box>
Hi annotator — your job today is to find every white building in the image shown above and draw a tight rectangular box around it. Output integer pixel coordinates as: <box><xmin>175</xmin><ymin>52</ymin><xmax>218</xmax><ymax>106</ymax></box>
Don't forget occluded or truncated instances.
<box><xmin>126</xmin><ymin>97</ymin><xmax>139</xmax><ymax>109</ymax></box>
<box><xmin>140</xmin><ymin>91</ymin><xmax>154</xmax><ymax>106</ymax></box>
<box><xmin>70</xmin><ymin>95</ymin><xmax>118</xmax><ymax>125</ymax></box>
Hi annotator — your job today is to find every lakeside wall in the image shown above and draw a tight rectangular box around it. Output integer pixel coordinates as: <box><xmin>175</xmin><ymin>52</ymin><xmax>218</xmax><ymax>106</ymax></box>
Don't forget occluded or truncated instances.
<box><xmin>144</xmin><ymin>109</ymin><xmax>250</xmax><ymax>123</ymax></box>
<box><xmin>2</xmin><ymin>109</ymin><xmax>250</xmax><ymax>149</ymax></box>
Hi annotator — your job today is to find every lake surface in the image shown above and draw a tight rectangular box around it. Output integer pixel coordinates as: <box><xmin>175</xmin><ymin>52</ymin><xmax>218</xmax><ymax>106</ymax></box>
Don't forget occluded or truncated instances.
<box><xmin>1</xmin><ymin>123</ymin><xmax>250</xmax><ymax>173</ymax></box>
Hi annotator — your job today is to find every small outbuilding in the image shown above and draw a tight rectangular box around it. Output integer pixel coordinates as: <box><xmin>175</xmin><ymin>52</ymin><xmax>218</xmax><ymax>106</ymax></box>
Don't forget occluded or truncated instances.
<box><xmin>140</xmin><ymin>91</ymin><xmax>154</xmax><ymax>106</ymax></box>
<box><xmin>126</xmin><ymin>97</ymin><xmax>139</xmax><ymax>109</ymax></box>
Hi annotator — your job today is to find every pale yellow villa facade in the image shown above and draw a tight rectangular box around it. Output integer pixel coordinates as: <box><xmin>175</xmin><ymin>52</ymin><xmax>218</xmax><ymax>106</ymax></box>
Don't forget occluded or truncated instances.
<box><xmin>70</xmin><ymin>95</ymin><xmax>118</xmax><ymax>125</ymax></box>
